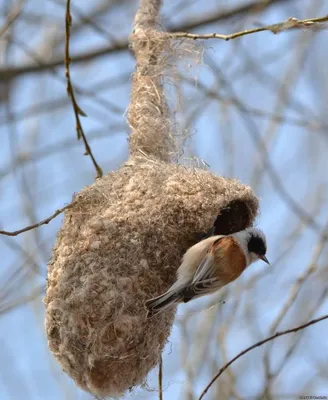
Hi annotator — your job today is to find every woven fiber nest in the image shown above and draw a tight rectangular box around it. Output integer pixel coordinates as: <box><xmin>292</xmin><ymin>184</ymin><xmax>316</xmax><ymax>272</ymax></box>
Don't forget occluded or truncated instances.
<box><xmin>44</xmin><ymin>160</ymin><xmax>258</xmax><ymax>398</ymax></box>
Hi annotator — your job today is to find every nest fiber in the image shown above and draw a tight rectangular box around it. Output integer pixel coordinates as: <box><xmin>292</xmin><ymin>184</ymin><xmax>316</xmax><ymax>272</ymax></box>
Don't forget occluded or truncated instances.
<box><xmin>45</xmin><ymin>160</ymin><xmax>258</xmax><ymax>398</ymax></box>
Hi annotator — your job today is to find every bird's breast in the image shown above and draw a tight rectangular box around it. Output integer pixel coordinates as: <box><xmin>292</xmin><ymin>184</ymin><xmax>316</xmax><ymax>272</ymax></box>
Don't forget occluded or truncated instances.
<box><xmin>213</xmin><ymin>237</ymin><xmax>247</xmax><ymax>284</ymax></box>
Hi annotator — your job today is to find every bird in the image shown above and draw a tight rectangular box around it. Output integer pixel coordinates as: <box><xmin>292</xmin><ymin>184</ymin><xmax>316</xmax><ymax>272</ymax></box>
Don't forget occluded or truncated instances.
<box><xmin>146</xmin><ymin>227</ymin><xmax>269</xmax><ymax>317</ymax></box>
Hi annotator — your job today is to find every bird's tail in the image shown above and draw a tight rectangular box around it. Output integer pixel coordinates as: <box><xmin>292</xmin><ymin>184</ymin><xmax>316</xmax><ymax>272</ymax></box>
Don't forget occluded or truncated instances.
<box><xmin>146</xmin><ymin>286</ymin><xmax>183</xmax><ymax>318</ymax></box>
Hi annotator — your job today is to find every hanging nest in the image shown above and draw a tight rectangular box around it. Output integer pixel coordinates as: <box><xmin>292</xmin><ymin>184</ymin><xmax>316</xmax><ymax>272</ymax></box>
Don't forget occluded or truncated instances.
<box><xmin>45</xmin><ymin>160</ymin><xmax>258</xmax><ymax>398</ymax></box>
<box><xmin>45</xmin><ymin>0</ymin><xmax>260</xmax><ymax>397</ymax></box>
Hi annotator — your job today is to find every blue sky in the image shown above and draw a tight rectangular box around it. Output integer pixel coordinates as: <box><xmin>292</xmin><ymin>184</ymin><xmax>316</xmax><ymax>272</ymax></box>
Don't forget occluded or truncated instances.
<box><xmin>1</xmin><ymin>0</ymin><xmax>328</xmax><ymax>399</ymax></box>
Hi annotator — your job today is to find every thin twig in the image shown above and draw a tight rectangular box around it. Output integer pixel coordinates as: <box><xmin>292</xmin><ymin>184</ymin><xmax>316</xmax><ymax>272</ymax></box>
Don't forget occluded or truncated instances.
<box><xmin>9</xmin><ymin>37</ymin><xmax>122</xmax><ymax>116</ymax></box>
<box><xmin>206</xmin><ymin>58</ymin><xmax>322</xmax><ymax>232</ymax></box>
<box><xmin>250</xmin><ymin>25</ymin><xmax>316</xmax><ymax>191</ymax></box>
<box><xmin>0</xmin><ymin>0</ymin><xmax>294</xmax><ymax>81</ymax></box>
<box><xmin>271</xmin><ymin>232</ymin><xmax>328</xmax><ymax>334</ymax></box>
<box><xmin>180</xmin><ymin>74</ymin><xmax>328</xmax><ymax>136</ymax></box>
<box><xmin>65</xmin><ymin>0</ymin><xmax>103</xmax><ymax>179</ymax></box>
<box><xmin>260</xmin><ymin>287</ymin><xmax>328</xmax><ymax>398</ymax></box>
<box><xmin>0</xmin><ymin>285</ymin><xmax>44</xmax><ymax>315</ymax></box>
<box><xmin>262</xmin><ymin>225</ymin><xmax>328</xmax><ymax>385</ymax></box>
<box><xmin>0</xmin><ymin>0</ymin><xmax>25</xmax><ymax>38</ymax></box>
<box><xmin>198</xmin><ymin>314</ymin><xmax>328</xmax><ymax>400</ymax></box>
<box><xmin>0</xmin><ymin>204</ymin><xmax>72</xmax><ymax>236</ymax></box>
<box><xmin>171</xmin><ymin>15</ymin><xmax>328</xmax><ymax>41</ymax></box>
<box><xmin>158</xmin><ymin>355</ymin><xmax>163</xmax><ymax>400</ymax></box>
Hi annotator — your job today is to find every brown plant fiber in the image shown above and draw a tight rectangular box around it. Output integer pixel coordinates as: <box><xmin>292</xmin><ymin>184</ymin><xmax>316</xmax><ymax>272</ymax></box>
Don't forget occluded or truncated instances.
<box><xmin>45</xmin><ymin>161</ymin><xmax>258</xmax><ymax>398</ymax></box>
<box><xmin>128</xmin><ymin>1</ymin><xmax>177</xmax><ymax>163</ymax></box>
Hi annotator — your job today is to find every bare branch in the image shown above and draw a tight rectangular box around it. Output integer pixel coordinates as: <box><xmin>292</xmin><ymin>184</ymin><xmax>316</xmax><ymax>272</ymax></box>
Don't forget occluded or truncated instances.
<box><xmin>0</xmin><ymin>0</ymin><xmax>25</xmax><ymax>38</ymax></box>
<box><xmin>0</xmin><ymin>285</ymin><xmax>44</xmax><ymax>315</ymax></box>
<box><xmin>262</xmin><ymin>225</ymin><xmax>328</xmax><ymax>383</ymax></box>
<box><xmin>171</xmin><ymin>15</ymin><xmax>328</xmax><ymax>41</ymax></box>
<box><xmin>0</xmin><ymin>204</ymin><xmax>72</xmax><ymax>237</ymax></box>
<box><xmin>65</xmin><ymin>0</ymin><xmax>103</xmax><ymax>178</ymax></box>
<box><xmin>158</xmin><ymin>356</ymin><xmax>163</xmax><ymax>400</ymax></box>
<box><xmin>198</xmin><ymin>314</ymin><xmax>328</xmax><ymax>400</ymax></box>
<box><xmin>0</xmin><ymin>0</ymin><xmax>294</xmax><ymax>81</ymax></box>
<box><xmin>205</xmin><ymin>57</ymin><xmax>322</xmax><ymax>232</ymax></box>
<box><xmin>168</xmin><ymin>0</ymin><xmax>293</xmax><ymax>32</ymax></box>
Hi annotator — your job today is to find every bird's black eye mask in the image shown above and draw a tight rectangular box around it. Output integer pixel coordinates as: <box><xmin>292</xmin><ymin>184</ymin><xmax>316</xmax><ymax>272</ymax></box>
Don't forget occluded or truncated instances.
<box><xmin>247</xmin><ymin>235</ymin><xmax>266</xmax><ymax>256</ymax></box>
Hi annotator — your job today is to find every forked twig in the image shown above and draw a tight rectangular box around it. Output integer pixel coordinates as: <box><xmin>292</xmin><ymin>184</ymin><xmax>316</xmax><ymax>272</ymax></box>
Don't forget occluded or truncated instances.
<box><xmin>0</xmin><ymin>204</ymin><xmax>72</xmax><ymax>236</ymax></box>
<box><xmin>65</xmin><ymin>0</ymin><xmax>103</xmax><ymax>178</ymax></box>
<box><xmin>170</xmin><ymin>15</ymin><xmax>328</xmax><ymax>42</ymax></box>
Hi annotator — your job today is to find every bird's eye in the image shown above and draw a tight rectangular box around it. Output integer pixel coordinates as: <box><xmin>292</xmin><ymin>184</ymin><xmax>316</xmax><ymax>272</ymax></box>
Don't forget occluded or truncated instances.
<box><xmin>247</xmin><ymin>236</ymin><xmax>266</xmax><ymax>256</ymax></box>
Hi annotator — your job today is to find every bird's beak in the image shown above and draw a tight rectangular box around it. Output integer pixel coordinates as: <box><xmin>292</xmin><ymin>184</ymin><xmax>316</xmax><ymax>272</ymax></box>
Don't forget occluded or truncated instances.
<box><xmin>260</xmin><ymin>255</ymin><xmax>270</xmax><ymax>265</ymax></box>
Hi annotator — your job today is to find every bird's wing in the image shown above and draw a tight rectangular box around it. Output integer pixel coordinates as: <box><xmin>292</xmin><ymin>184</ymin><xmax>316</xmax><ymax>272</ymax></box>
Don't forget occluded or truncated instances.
<box><xmin>182</xmin><ymin>277</ymin><xmax>224</xmax><ymax>302</ymax></box>
<box><xmin>192</xmin><ymin>237</ymin><xmax>224</xmax><ymax>284</ymax></box>
<box><xmin>184</xmin><ymin>237</ymin><xmax>229</xmax><ymax>300</ymax></box>
<box><xmin>182</xmin><ymin>236</ymin><xmax>247</xmax><ymax>302</ymax></box>
<box><xmin>191</xmin><ymin>255</ymin><xmax>216</xmax><ymax>283</ymax></box>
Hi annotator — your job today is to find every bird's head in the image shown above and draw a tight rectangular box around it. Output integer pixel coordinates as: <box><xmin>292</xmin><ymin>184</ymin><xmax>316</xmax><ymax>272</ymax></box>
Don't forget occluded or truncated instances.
<box><xmin>233</xmin><ymin>227</ymin><xmax>270</xmax><ymax>266</ymax></box>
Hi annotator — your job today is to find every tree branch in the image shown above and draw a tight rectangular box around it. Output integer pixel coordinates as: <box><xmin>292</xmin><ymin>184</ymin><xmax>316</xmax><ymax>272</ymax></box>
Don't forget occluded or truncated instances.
<box><xmin>0</xmin><ymin>285</ymin><xmax>44</xmax><ymax>315</ymax></box>
<box><xmin>198</xmin><ymin>314</ymin><xmax>328</xmax><ymax>400</ymax></box>
<box><xmin>0</xmin><ymin>0</ymin><xmax>25</xmax><ymax>38</ymax></box>
<box><xmin>65</xmin><ymin>0</ymin><xmax>103</xmax><ymax>179</ymax></box>
<box><xmin>0</xmin><ymin>204</ymin><xmax>72</xmax><ymax>237</ymax></box>
<box><xmin>158</xmin><ymin>355</ymin><xmax>163</xmax><ymax>400</ymax></box>
<box><xmin>171</xmin><ymin>15</ymin><xmax>328</xmax><ymax>41</ymax></box>
<box><xmin>0</xmin><ymin>0</ymin><xmax>294</xmax><ymax>81</ymax></box>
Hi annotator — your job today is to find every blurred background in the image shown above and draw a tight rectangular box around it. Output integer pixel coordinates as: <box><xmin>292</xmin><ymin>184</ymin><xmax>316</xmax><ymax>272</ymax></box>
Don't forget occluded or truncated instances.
<box><xmin>1</xmin><ymin>0</ymin><xmax>328</xmax><ymax>399</ymax></box>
